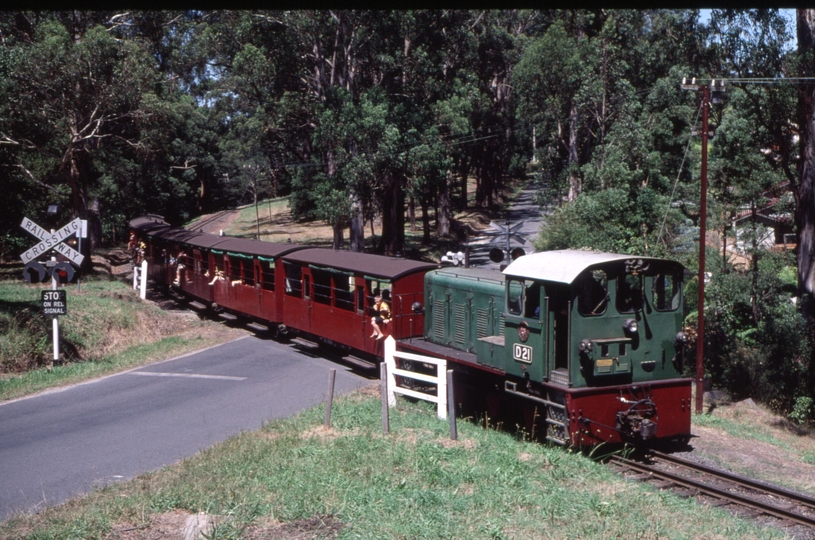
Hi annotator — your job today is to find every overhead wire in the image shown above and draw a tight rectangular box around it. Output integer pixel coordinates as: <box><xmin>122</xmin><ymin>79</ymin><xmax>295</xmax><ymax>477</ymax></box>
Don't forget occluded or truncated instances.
<box><xmin>656</xmin><ymin>99</ymin><xmax>704</xmax><ymax>252</ymax></box>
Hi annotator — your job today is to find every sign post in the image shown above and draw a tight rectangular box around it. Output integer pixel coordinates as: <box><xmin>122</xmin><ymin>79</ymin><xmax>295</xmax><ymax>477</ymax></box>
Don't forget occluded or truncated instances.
<box><xmin>20</xmin><ymin>216</ymin><xmax>83</xmax><ymax>364</ymax></box>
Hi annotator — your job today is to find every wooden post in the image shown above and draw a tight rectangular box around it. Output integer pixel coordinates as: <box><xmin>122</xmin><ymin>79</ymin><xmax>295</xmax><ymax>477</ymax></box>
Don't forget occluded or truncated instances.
<box><xmin>447</xmin><ymin>369</ymin><xmax>457</xmax><ymax>441</ymax></box>
<box><xmin>324</xmin><ymin>369</ymin><xmax>336</xmax><ymax>427</ymax></box>
<box><xmin>380</xmin><ymin>362</ymin><xmax>389</xmax><ymax>434</ymax></box>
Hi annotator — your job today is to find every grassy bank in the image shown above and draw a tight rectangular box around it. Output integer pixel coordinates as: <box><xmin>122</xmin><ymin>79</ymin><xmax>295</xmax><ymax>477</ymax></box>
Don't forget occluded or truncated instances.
<box><xmin>0</xmin><ymin>392</ymin><xmax>781</xmax><ymax>539</ymax></box>
<box><xmin>0</xmin><ymin>276</ymin><xmax>245</xmax><ymax>401</ymax></box>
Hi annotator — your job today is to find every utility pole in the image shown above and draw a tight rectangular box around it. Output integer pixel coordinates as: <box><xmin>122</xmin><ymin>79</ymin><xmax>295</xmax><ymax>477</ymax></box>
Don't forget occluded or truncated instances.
<box><xmin>681</xmin><ymin>77</ymin><xmax>725</xmax><ymax>414</ymax></box>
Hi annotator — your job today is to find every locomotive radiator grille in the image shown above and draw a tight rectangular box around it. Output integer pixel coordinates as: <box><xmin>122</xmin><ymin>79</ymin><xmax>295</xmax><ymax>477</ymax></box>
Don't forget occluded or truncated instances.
<box><xmin>453</xmin><ymin>304</ymin><xmax>466</xmax><ymax>346</ymax></box>
<box><xmin>476</xmin><ymin>308</ymin><xmax>488</xmax><ymax>339</ymax></box>
<box><xmin>433</xmin><ymin>299</ymin><xmax>445</xmax><ymax>341</ymax></box>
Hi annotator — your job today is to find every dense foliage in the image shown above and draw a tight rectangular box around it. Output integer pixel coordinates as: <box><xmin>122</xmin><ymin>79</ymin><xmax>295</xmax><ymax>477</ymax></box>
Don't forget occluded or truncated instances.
<box><xmin>1</xmin><ymin>9</ymin><xmax>813</xmax><ymax>413</ymax></box>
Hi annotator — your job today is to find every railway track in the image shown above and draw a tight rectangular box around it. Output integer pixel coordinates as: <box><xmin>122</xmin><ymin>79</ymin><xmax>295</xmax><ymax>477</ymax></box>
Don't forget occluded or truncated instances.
<box><xmin>608</xmin><ymin>450</ymin><xmax>815</xmax><ymax>536</ymax></box>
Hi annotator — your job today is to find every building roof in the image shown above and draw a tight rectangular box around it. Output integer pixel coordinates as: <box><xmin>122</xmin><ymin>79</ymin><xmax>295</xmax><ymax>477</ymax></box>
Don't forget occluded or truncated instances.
<box><xmin>503</xmin><ymin>250</ymin><xmax>674</xmax><ymax>284</ymax></box>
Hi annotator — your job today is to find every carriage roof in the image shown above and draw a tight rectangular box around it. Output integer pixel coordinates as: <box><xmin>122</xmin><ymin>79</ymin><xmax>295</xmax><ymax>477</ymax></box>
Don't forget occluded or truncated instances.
<box><xmin>130</xmin><ymin>216</ymin><xmax>306</xmax><ymax>257</ymax></box>
<box><xmin>282</xmin><ymin>248</ymin><xmax>437</xmax><ymax>281</ymax></box>
<box><xmin>503</xmin><ymin>250</ymin><xmax>681</xmax><ymax>285</ymax></box>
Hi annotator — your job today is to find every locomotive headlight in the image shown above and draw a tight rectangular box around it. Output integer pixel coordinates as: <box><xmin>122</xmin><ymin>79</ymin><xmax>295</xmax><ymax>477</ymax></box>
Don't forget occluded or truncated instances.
<box><xmin>675</xmin><ymin>331</ymin><xmax>688</xmax><ymax>346</ymax></box>
<box><xmin>623</xmin><ymin>318</ymin><xmax>638</xmax><ymax>334</ymax></box>
<box><xmin>578</xmin><ymin>339</ymin><xmax>593</xmax><ymax>353</ymax></box>
<box><xmin>411</xmin><ymin>301</ymin><xmax>424</xmax><ymax>314</ymax></box>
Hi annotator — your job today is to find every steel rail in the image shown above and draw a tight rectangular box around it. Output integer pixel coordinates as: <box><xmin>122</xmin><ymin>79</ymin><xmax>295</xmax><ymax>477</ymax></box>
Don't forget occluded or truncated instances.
<box><xmin>608</xmin><ymin>454</ymin><xmax>815</xmax><ymax>529</ymax></box>
<box><xmin>650</xmin><ymin>450</ymin><xmax>815</xmax><ymax>512</ymax></box>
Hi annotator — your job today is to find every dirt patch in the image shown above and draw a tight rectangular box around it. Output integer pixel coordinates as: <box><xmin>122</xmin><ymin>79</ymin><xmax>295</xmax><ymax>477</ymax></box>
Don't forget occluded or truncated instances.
<box><xmin>680</xmin><ymin>398</ymin><xmax>815</xmax><ymax>498</ymax></box>
<box><xmin>108</xmin><ymin>512</ymin><xmax>344</xmax><ymax>540</ymax></box>
<box><xmin>243</xmin><ymin>514</ymin><xmax>345</xmax><ymax>540</ymax></box>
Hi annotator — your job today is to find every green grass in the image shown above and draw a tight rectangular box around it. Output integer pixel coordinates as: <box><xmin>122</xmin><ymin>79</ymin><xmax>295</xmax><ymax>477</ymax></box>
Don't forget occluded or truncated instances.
<box><xmin>0</xmin><ymin>276</ymin><xmax>238</xmax><ymax>401</ymax></box>
<box><xmin>0</xmin><ymin>395</ymin><xmax>785</xmax><ymax>539</ymax></box>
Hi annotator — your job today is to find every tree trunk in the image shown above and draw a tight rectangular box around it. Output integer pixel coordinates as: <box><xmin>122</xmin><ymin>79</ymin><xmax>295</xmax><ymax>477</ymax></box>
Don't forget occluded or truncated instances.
<box><xmin>437</xmin><ymin>171</ymin><xmax>452</xmax><ymax>237</ymax></box>
<box><xmin>332</xmin><ymin>222</ymin><xmax>344</xmax><ymax>250</ymax></box>
<box><xmin>380</xmin><ymin>171</ymin><xmax>405</xmax><ymax>255</ymax></box>
<box><xmin>796</xmin><ymin>8</ymin><xmax>815</xmax><ymax>403</ymax></box>
<box><xmin>567</xmin><ymin>98</ymin><xmax>581</xmax><ymax>202</ymax></box>
<box><xmin>798</xmin><ymin>9</ymin><xmax>815</xmax><ymax>298</ymax></box>
<box><xmin>349</xmin><ymin>192</ymin><xmax>364</xmax><ymax>252</ymax></box>
<box><xmin>420</xmin><ymin>197</ymin><xmax>431</xmax><ymax>244</ymax></box>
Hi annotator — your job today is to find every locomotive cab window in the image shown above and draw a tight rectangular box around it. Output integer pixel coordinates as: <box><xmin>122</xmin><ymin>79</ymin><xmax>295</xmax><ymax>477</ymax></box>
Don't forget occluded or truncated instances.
<box><xmin>652</xmin><ymin>271</ymin><xmax>681</xmax><ymax>311</ymax></box>
<box><xmin>616</xmin><ymin>273</ymin><xmax>643</xmax><ymax>313</ymax></box>
<box><xmin>507</xmin><ymin>279</ymin><xmax>540</xmax><ymax>318</ymax></box>
<box><xmin>577</xmin><ymin>270</ymin><xmax>608</xmax><ymax>316</ymax></box>
<box><xmin>507</xmin><ymin>279</ymin><xmax>524</xmax><ymax>316</ymax></box>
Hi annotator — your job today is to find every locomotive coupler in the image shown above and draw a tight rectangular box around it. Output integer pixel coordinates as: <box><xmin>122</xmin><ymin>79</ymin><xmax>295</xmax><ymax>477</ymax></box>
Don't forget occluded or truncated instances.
<box><xmin>615</xmin><ymin>398</ymin><xmax>658</xmax><ymax>441</ymax></box>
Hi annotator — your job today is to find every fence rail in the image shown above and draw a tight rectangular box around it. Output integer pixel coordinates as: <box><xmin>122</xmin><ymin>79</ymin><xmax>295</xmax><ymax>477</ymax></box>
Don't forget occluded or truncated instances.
<box><xmin>383</xmin><ymin>336</ymin><xmax>447</xmax><ymax>419</ymax></box>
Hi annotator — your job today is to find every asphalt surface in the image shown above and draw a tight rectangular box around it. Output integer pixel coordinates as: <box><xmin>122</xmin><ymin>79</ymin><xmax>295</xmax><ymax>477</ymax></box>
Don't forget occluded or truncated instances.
<box><xmin>466</xmin><ymin>179</ymin><xmax>547</xmax><ymax>269</ymax></box>
<box><xmin>0</xmin><ymin>335</ymin><xmax>370</xmax><ymax>520</ymax></box>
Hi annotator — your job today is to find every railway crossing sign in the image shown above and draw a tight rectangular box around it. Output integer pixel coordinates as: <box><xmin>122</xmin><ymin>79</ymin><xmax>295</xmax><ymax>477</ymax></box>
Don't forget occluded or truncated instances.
<box><xmin>485</xmin><ymin>220</ymin><xmax>529</xmax><ymax>264</ymax></box>
<box><xmin>487</xmin><ymin>220</ymin><xmax>528</xmax><ymax>246</ymax></box>
<box><xmin>19</xmin><ymin>217</ymin><xmax>85</xmax><ymax>266</ymax></box>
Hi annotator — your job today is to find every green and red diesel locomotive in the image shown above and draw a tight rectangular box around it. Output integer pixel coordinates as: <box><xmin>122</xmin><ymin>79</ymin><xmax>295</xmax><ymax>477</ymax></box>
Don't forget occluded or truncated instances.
<box><xmin>131</xmin><ymin>215</ymin><xmax>692</xmax><ymax>447</ymax></box>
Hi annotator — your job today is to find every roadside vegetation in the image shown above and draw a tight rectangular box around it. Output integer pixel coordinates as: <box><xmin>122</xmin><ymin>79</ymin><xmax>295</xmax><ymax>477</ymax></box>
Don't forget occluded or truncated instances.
<box><xmin>0</xmin><ymin>275</ymin><xmax>245</xmax><ymax>402</ymax></box>
<box><xmin>0</xmin><ymin>390</ymin><xmax>789</xmax><ymax>539</ymax></box>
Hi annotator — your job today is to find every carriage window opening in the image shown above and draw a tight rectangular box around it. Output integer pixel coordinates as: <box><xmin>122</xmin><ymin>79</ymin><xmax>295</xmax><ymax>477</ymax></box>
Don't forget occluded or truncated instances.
<box><xmin>312</xmin><ymin>270</ymin><xmax>331</xmax><ymax>305</ymax></box>
<box><xmin>577</xmin><ymin>270</ymin><xmax>608</xmax><ymax>316</ymax></box>
<box><xmin>244</xmin><ymin>260</ymin><xmax>255</xmax><ymax>287</ymax></box>
<box><xmin>507</xmin><ymin>279</ymin><xmax>524</xmax><ymax>316</ymax></box>
<box><xmin>335</xmin><ymin>274</ymin><xmax>354</xmax><ymax>311</ymax></box>
<box><xmin>616</xmin><ymin>273</ymin><xmax>643</xmax><ymax>313</ymax></box>
<box><xmin>303</xmin><ymin>274</ymin><xmax>311</xmax><ymax>299</ymax></box>
<box><xmin>212</xmin><ymin>253</ymin><xmax>225</xmax><ymax>278</ymax></box>
<box><xmin>652</xmin><ymin>272</ymin><xmax>681</xmax><ymax>311</ymax></box>
<box><xmin>619</xmin><ymin>343</ymin><xmax>626</xmax><ymax>356</ymax></box>
<box><xmin>601</xmin><ymin>344</ymin><xmax>610</xmax><ymax>357</ymax></box>
<box><xmin>283</xmin><ymin>262</ymin><xmax>302</xmax><ymax>298</ymax></box>
<box><xmin>366</xmin><ymin>279</ymin><xmax>391</xmax><ymax>308</ymax></box>
<box><xmin>199</xmin><ymin>251</ymin><xmax>209</xmax><ymax>275</ymax></box>
<box><xmin>260</xmin><ymin>260</ymin><xmax>275</xmax><ymax>291</ymax></box>
<box><xmin>227</xmin><ymin>257</ymin><xmax>241</xmax><ymax>283</ymax></box>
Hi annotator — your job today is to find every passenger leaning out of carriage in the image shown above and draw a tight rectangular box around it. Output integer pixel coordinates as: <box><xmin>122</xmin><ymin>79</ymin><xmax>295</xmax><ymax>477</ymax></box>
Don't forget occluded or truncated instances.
<box><xmin>370</xmin><ymin>294</ymin><xmax>391</xmax><ymax>340</ymax></box>
<box><xmin>173</xmin><ymin>249</ymin><xmax>189</xmax><ymax>285</ymax></box>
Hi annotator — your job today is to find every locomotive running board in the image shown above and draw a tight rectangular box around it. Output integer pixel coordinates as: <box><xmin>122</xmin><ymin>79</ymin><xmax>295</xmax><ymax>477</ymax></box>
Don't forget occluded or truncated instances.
<box><xmin>503</xmin><ymin>381</ymin><xmax>565</xmax><ymax>411</ymax></box>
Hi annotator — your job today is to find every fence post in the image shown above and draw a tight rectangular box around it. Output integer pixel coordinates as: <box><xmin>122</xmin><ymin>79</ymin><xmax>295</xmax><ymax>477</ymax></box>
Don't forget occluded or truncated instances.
<box><xmin>447</xmin><ymin>369</ymin><xmax>457</xmax><ymax>440</ymax></box>
<box><xmin>139</xmin><ymin>260</ymin><xmax>148</xmax><ymax>299</ymax></box>
<box><xmin>324</xmin><ymin>369</ymin><xmax>336</xmax><ymax>428</ymax></box>
<box><xmin>380</xmin><ymin>362</ymin><xmax>389</xmax><ymax>434</ymax></box>
<box><xmin>384</xmin><ymin>336</ymin><xmax>397</xmax><ymax>407</ymax></box>
<box><xmin>436</xmin><ymin>359</ymin><xmax>447</xmax><ymax>419</ymax></box>
<box><xmin>133</xmin><ymin>264</ymin><xmax>139</xmax><ymax>290</ymax></box>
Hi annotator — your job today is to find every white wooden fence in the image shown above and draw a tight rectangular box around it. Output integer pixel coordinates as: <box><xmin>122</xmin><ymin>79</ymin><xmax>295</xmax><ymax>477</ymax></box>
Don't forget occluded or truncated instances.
<box><xmin>383</xmin><ymin>336</ymin><xmax>448</xmax><ymax>419</ymax></box>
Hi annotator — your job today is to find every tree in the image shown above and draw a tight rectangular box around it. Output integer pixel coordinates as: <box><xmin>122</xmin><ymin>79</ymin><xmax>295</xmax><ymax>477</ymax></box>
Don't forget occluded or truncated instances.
<box><xmin>0</xmin><ymin>15</ymin><xmax>159</xmax><ymax>258</ymax></box>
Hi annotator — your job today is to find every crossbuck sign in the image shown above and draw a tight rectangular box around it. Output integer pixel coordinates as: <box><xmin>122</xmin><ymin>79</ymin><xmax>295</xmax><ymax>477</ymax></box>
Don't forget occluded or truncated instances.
<box><xmin>20</xmin><ymin>217</ymin><xmax>85</xmax><ymax>266</ymax></box>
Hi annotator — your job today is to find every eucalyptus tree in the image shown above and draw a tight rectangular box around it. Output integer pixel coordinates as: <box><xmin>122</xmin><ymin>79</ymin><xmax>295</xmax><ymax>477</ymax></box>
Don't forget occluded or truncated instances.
<box><xmin>0</xmin><ymin>13</ymin><xmax>162</xmax><ymax>257</ymax></box>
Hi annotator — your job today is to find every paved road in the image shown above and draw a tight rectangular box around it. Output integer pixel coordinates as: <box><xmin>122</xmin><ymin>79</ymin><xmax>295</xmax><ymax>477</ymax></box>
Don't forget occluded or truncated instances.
<box><xmin>0</xmin><ymin>336</ymin><xmax>370</xmax><ymax>520</ymax></box>
<box><xmin>467</xmin><ymin>179</ymin><xmax>547</xmax><ymax>269</ymax></box>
